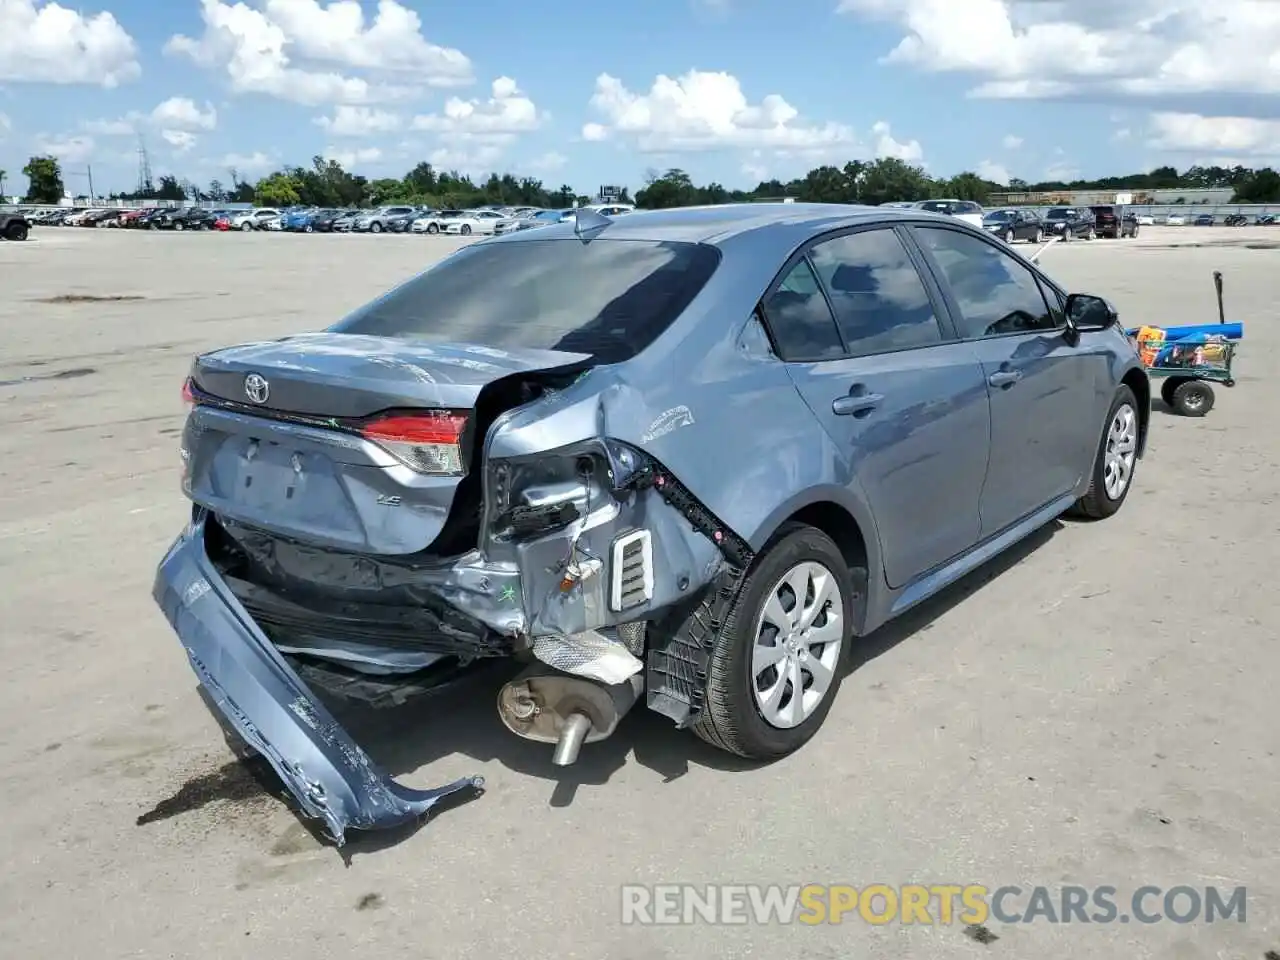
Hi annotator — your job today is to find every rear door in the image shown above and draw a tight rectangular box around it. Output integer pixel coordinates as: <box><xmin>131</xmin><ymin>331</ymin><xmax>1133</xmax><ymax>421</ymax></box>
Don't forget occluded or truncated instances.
<box><xmin>761</xmin><ymin>225</ymin><xmax>990</xmax><ymax>588</ymax></box>
<box><xmin>908</xmin><ymin>224</ymin><xmax>1101</xmax><ymax>536</ymax></box>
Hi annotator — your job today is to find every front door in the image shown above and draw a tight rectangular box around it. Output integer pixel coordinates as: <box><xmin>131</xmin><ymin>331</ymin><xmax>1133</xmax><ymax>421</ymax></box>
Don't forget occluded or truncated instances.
<box><xmin>760</xmin><ymin>226</ymin><xmax>991</xmax><ymax>588</ymax></box>
<box><xmin>910</xmin><ymin>225</ymin><xmax>1098</xmax><ymax>536</ymax></box>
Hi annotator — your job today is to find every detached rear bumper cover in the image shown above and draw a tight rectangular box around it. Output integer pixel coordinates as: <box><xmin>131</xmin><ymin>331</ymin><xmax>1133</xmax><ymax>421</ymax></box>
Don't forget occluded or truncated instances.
<box><xmin>152</xmin><ymin>515</ymin><xmax>483</xmax><ymax>846</ymax></box>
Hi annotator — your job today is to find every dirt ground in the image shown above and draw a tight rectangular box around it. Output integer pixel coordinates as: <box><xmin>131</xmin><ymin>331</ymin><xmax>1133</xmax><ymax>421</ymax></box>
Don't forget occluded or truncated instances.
<box><xmin>0</xmin><ymin>226</ymin><xmax>1276</xmax><ymax>959</ymax></box>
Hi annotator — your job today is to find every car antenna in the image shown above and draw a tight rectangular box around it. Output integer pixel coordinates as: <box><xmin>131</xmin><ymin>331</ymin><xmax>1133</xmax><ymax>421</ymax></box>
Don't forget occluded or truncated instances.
<box><xmin>573</xmin><ymin>206</ymin><xmax>611</xmax><ymax>241</ymax></box>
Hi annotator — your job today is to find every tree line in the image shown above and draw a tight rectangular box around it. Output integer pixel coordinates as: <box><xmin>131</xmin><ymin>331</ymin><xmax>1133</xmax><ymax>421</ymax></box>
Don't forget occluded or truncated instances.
<box><xmin>12</xmin><ymin>153</ymin><xmax>1280</xmax><ymax>208</ymax></box>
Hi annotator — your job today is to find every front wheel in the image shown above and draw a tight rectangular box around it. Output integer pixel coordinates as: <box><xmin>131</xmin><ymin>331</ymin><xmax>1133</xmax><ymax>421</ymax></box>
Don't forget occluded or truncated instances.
<box><xmin>1067</xmin><ymin>385</ymin><xmax>1139</xmax><ymax>520</ymax></box>
<box><xmin>1087</xmin><ymin>227</ymin><xmax>1096</xmax><ymax>240</ymax></box>
<box><xmin>427</xmin><ymin>222</ymin><xmax>439</xmax><ymax>234</ymax></box>
<box><xmin>1064</xmin><ymin>228</ymin><xmax>1073</xmax><ymax>242</ymax></box>
<box><xmin>369</xmin><ymin>222</ymin><xmax>382</xmax><ymax>234</ymax></box>
<box><xmin>1032</xmin><ymin>229</ymin><xmax>1043</xmax><ymax>244</ymax></box>
<box><xmin>461</xmin><ymin>224</ymin><xmax>472</xmax><ymax>235</ymax></box>
<box><xmin>240</xmin><ymin>221</ymin><xmax>252</xmax><ymax>232</ymax></box>
<box><xmin>1004</xmin><ymin>229</ymin><xmax>1014</xmax><ymax>243</ymax></box>
<box><xmin>693</xmin><ymin>524</ymin><xmax>853</xmax><ymax>760</ymax></box>
<box><xmin>1171</xmin><ymin>379</ymin><xmax>1214</xmax><ymax>417</ymax></box>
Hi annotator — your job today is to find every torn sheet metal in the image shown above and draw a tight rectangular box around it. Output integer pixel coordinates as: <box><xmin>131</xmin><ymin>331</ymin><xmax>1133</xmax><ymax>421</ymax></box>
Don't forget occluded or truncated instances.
<box><xmin>153</xmin><ymin>513</ymin><xmax>483</xmax><ymax>846</ymax></box>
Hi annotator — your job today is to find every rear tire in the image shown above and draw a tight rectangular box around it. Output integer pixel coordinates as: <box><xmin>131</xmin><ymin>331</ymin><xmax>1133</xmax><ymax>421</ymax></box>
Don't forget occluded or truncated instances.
<box><xmin>1160</xmin><ymin>377</ymin><xmax>1182</xmax><ymax>407</ymax></box>
<box><xmin>1171</xmin><ymin>379</ymin><xmax>1214</xmax><ymax>417</ymax></box>
<box><xmin>1004</xmin><ymin>229</ymin><xmax>1014</xmax><ymax>243</ymax></box>
<box><xmin>240</xmin><ymin>221</ymin><xmax>252</xmax><ymax>232</ymax></box>
<box><xmin>1033</xmin><ymin>228</ymin><xmax>1043</xmax><ymax>243</ymax></box>
<box><xmin>1067</xmin><ymin>385</ymin><xmax>1139</xmax><ymax>520</ymax></box>
<box><xmin>1064</xmin><ymin>228</ymin><xmax>1073</xmax><ymax>242</ymax></box>
<box><xmin>370</xmin><ymin>222</ymin><xmax>382</xmax><ymax>234</ymax></box>
<box><xmin>693</xmin><ymin>524</ymin><xmax>853</xmax><ymax>760</ymax></box>
<box><xmin>5</xmin><ymin>221</ymin><xmax>28</xmax><ymax>241</ymax></box>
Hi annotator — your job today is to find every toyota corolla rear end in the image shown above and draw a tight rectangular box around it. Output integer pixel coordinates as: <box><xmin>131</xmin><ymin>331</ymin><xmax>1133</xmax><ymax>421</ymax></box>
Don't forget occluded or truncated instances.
<box><xmin>153</xmin><ymin>228</ymin><xmax>727</xmax><ymax>845</ymax></box>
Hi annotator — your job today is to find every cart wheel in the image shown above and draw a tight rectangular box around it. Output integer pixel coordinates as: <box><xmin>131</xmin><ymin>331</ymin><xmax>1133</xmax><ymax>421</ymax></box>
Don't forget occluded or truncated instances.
<box><xmin>1160</xmin><ymin>378</ymin><xmax>1182</xmax><ymax>407</ymax></box>
<box><xmin>1171</xmin><ymin>379</ymin><xmax>1215</xmax><ymax>417</ymax></box>
<box><xmin>1223</xmin><ymin>378</ymin><xmax>1236</xmax><ymax>388</ymax></box>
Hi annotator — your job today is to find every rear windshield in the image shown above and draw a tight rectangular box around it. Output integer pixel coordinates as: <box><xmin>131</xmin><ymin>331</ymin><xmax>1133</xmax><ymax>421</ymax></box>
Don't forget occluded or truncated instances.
<box><xmin>1091</xmin><ymin>206</ymin><xmax>1115</xmax><ymax>215</ymax></box>
<box><xmin>1046</xmin><ymin>208</ymin><xmax>1072</xmax><ymax>219</ymax></box>
<box><xmin>333</xmin><ymin>238</ymin><xmax>721</xmax><ymax>363</ymax></box>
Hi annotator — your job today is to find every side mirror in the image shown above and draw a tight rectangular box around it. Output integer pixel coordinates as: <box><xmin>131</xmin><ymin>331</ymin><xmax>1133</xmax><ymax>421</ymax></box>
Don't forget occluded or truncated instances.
<box><xmin>1064</xmin><ymin>293</ymin><xmax>1118</xmax><ymax>332</ymax></box>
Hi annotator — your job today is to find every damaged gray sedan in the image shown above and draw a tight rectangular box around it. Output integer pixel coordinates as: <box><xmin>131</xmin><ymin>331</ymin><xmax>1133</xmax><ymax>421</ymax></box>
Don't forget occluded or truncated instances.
<box><xmin>154</xmin><ymin>203</ymin><xmax>1150</xmax><ymax>844</ymax></box>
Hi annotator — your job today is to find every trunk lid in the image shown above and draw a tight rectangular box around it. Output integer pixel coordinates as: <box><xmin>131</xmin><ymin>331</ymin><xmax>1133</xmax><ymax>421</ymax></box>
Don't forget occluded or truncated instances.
<box><xmin>184</xmin><ymin>332</ymin><xmax>589</xmax><ymax>555</ymax></box>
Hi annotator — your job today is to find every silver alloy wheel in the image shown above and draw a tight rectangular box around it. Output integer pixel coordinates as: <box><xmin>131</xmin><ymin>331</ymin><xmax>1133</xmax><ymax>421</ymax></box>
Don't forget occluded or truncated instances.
<box><xmin>750</xmin><ymin>561</ymin><xmax>844</xmax><ymax>729</ymax></box>
<box><xmin>1005</xmin><ymin>229</ymin><xmax>1014</xmax><ymax>243</ymax></box>
<box><xmin>1034</xmin><ymin>229</ymin><xmax>1042</xmax><ymax>243</ymax></box>
<box><xmin>1103</xmin><ymin>402</ymin><xmax>1138</xmax><ymax>500</ymax></box>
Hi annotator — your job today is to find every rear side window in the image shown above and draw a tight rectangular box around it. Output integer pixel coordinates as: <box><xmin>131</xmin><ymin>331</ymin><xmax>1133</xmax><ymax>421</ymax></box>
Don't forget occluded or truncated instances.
<box><xmin>334</xmin><ymin>238</ymin><xmax>720</xmax><ymax>364</ymax></box>
<box><xmin>914</xmin><ymin>227</ymin><xmax>1057</xmax><ymax>338</ymax></box>
<box><xmin>761</xmin><ymin>260</ymin><xmax>845</xmax><ymax>361</ymax></box>
<box><xmin>807</xmin><ymin>229</ymin><xmax>943</xmax><ymax>355</ymax></box>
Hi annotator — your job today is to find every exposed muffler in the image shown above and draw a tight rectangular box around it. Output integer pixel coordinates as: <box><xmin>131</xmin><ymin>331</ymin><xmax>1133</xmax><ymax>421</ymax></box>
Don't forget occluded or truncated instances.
<box><xmin>497</xmin><ymin>664</ymin><xmax>643</xmax><ymax>766</ymax></box>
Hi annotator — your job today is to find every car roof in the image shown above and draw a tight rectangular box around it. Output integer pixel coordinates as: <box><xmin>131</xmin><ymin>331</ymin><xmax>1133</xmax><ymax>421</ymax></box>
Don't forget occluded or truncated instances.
<box><xmin>483</xmin><ymin>202</ymin><xmax>953</xmax><ymax>250</ymax></box>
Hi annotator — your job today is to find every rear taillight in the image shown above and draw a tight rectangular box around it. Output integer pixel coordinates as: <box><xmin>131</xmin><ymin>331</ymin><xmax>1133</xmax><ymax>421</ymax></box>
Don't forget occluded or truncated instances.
<box><xmin>181</xmin><ymin>377</ymin><xmax>196</xmax><ymax>408</ymax></box>
<box><xmin>362</xmin><ymin>412</ymin><xmax>467</xmax><ymax>475</ymax></box>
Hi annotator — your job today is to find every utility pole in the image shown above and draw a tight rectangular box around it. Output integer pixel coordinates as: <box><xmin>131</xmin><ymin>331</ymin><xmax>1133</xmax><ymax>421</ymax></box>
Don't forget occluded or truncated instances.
<box><xmin>87</xmin><ymin>164</ymin><xmax>95</xmax><ymax>202</ymax></box>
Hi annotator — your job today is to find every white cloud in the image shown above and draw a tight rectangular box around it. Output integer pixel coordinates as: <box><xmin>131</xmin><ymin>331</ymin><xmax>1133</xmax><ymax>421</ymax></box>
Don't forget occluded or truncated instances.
<box><xmin>528</xmin><ymin>151</ymin><xmax>567</xmax><ymax>172</ymax></box>
<box><xmin>410</xmin><ymin>77</ymin><xmax>541</xmax><ymax>137</ymax></box>
<box><xmin>33</xmin><ymin>133</ymin><xmax>94</xmax><ymax>164</ymax></box>
<box><xmin>0</xmin><ymin>0</ymin><xmax>139</xmax><ymax>87</ymax></box>
<box><xmin>1042</xmin><ymin>159</ymin><xmax>1080</xmax><ymax>182</ymax></box>
<box><xmin>220</xmin><ymin>150</ymin><xmax>276</xmax><ymax>173</ymax></box>
<box><xmin>428</xmin><ymin>144</ymin><xmax>504</xmax><ymax>173</ymax></box>
<box><xmin>836</xmin><ymin>0</ymin><xmax>1280</xmax><ymax>98</ymax></box>
<box><xmin>151</xmin><ymin>97</ymin><xmax>218</xmax><ymax>131</ymax></box>
<box><xmin>870</xmin><ymin>120</ymin><xmax>922</xmax><ymax>162</ymax></box>
<box><xmin>315</xmin><ymin>104</ymin><xmax>401</xmax><ymax>136</ymax></box>
<box><xmin>976</xmin><ymin>160</ymin><xmax>1011</xmax><ymax>183</ymax></box>
<box><xmin>0</xmin><ymin>113</ymin><xmax>10</xmax><ymax>135</ymax></box>
<box><xmin>1147</xmin><ymin>112</ymin><xmax>1280</xmax><ymax>158</ymax></box>
<box><xmin>82</xmin><ymin>117</ymin><xmax>136</xmax><ymax>135</ymax></box>
<box><xmin>162</xmin><ymin>130</ymin><xmax>198</xmax><ymax>153</ymax></box>
<box><xmin>581</xmin><ymin>70</ymin><xmax>855</xmax><ymax>152</ymax></box>
<box><xmin>1001</xmin><ymin>133</ymin><xmax>1023</xmax><ymax>149</ymax></box>
<box><xmin>166</xmin><ymin>0</ymin><xmax>470</xmax><ymax>106</ymax></box>
<box><xmin>323</xmin><ymin>144</ymin><xmax>382</xmax><ymax>167</ymax></box>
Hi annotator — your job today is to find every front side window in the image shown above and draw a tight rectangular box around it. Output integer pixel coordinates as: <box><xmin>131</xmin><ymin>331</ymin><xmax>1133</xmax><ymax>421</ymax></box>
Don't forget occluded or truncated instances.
<box><xmin>807</xmin><ymin>229</ymin><xmax>943</xmax><ymax>355</ymax></box>
<box><xmin>335</xmin><ymin>238</ymin><xmax>720</xmax><ymax>364</ymax></box>
<box><xmin>760</xmin><ymin>259</ymin><xmax>845</xmax><ymax>361</ymax></box>
<box><xmin>914</xmin><ymin>227</ymin><xmax>1057</xmax><ymax>338</ymax></box>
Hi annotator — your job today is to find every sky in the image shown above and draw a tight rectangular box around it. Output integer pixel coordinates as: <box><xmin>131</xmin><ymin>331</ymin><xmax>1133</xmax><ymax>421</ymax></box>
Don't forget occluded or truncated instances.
<box><xmin>1</xmin><ymin>0</ymin><xmax>1279</xmax><ymax>197</ymax></box>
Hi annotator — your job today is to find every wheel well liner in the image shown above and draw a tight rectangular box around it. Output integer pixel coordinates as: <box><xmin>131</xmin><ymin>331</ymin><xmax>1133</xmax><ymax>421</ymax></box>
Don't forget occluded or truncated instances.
<box><xmin>1121</xmin><ymin>367</ymin><xmax>1151</xmax><ymax>455</ymax></box>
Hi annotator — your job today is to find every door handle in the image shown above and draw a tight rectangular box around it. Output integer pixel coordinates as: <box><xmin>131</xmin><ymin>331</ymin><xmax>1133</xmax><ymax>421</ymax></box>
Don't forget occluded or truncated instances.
<box><xmin>987</xmin><ymin>369</ymin><xmax>1021</xmax><ymax>388</ymax></box>
<box><xmin>832</xmin><ymin>390</ymin><xmax>883</xmax><ymax>417</ymax></box>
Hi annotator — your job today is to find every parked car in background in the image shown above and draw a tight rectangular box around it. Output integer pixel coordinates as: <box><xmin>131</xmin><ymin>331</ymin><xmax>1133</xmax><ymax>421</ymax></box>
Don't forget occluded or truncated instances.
<box><xmin>514</xmin><ymin>209</ymin><xmax>574</xmax><ymax>231</ymax></box>
<box><xmin>911</xmin><ymin>199</ymin><xmax>985</xmax><ymax>228</ymax></box>
<box><xmin>0</xmin><ymin>209</ymin><xmax>30</xmax><ymax>241</ymax></box>
<box><xmin>1165</xmin><ymin>214</ymin><xmax>1187</xmax><ymax>225</ymax></box>
<box><xmin>443</xmin><ymin>209</ymin><xmax>510</xmax><ymax>235</ymax></box>
<box><xmin>331</xmin><ymin>210</ymin><xmax>360</xmax><ymax>232</ymax></box>
<box><xmin>1043</xmin><ymin>207</ymin><xmax>1096</xmax><ymax>240</ymax></box>
<box><xmin>353</xmin><ymin>206</ymin><xmax>418</xmax><ymax>233</ymax></box>
<box><xmin>228</xmin><ymin>208</ymin><xmax>280</xmax><ymax>231</ymax></box>
<box><xmin>1089</xmin><ymin>205</ymin><xmax>1139</xmax><ymax>238</ymax></box>
<box><xmin>981</xmin><ymin>208</ymin><xmax>1043</xmax><ymax>244</ymax></box>
<box><xmin>386</xmin><ymin>208</ymin><xmax>425</xmax><ymax>233</ymax></box>
<box><xmin>308</xmin><ymin>209</ymin><xmax>348</xmax><ymax>232</ymax></box>
<box><xmin>1223</xmin><ymin>214</ymin><xmax>1248</xmax><ymax>226</ymax></box>
<box><xmin>411</xmin><ymin>209</ymin><xmax>465</xmax><ymax>234</ymax></box>
<box><xmin>1136</xmin><ymin>214</ymin><xmax>1155</xmax><ymax>226</ymax></box>
<box><xmin>1256</xmin><ymin>214</ymin><xmax>1276</xmax><ymax>226</ymax></box>
<box><xmin>138</xmin><ymin>207</ymin><xmax>182</xmax><ymax>229</ymax></box>
<box><xmin>1193</xmin><ymin>214</ymin><xmax>1214</xmax><ymax>226</ymax></box>
<box><xmin>155</xmin><ymin>202</ymin><xmax>1149</xmax><ymax>846</ymax></box>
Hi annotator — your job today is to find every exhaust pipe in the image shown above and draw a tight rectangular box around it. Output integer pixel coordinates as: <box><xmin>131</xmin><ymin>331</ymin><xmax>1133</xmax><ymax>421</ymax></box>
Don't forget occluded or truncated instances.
<box><xmin>497</xmin><ymin>665</ymin><xmax>643</xmax><ymax>767</ymax></box>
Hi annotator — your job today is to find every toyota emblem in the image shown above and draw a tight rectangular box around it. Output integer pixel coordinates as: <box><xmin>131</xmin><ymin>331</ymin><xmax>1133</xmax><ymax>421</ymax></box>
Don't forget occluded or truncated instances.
<box><xmin>243</xmin><ymin>373</ymin><xmax>269</xmax><ymax>404</ymax></box>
